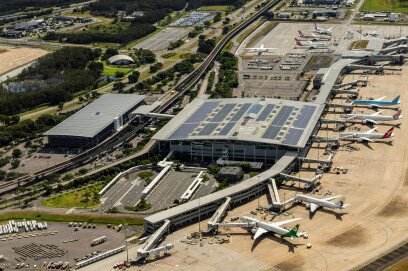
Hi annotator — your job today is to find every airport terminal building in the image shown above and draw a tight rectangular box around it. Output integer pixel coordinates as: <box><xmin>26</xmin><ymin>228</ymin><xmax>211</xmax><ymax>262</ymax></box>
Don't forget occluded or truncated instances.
<box><xmin>45</xmin><ymin>94</ymin><xmax>145</xmax><ymax>148</ymax></box>
<box><xmin>153</xmin><ymin>97</ymin><xmax>322</xmax><ymax>165</ymax></box>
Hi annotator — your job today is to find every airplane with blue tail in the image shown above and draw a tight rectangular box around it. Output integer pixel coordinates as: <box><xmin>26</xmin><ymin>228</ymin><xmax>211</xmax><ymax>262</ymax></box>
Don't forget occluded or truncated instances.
<box><xmin>353</xmin><ymin>95</ymin><xmax>400</xmax><ymax>108</ymax></box>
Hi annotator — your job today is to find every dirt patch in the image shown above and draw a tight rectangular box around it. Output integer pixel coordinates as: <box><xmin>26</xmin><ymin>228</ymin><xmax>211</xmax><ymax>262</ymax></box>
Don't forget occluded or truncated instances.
<box><xmin>325</xmin><ymin>225</ymin><xmax>368</xmax><ymax>247</ymax></box>
<box><xmin>377</xmin><ymin>195</ymin><xmax>408</xmax><ymax>217</ymax></box>
<box><xmin>273</xmin><ymin>255</ymin><xmax>305</xmax><ymax>271</ymax></box>
<box><xmin>0</xmin><ymin>46</ymin><xmax>48</xmax><ymax>75</ymax></box>
<box><xmin>0</xmin><ymin>48</ymin><xmax>8</xmax><ymax>54</ymax></box>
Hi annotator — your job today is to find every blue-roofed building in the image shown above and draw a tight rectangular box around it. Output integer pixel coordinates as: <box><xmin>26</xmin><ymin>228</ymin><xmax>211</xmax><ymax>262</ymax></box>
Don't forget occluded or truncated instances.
<box><xmin>153</xmin><ymin>97</ymin><xmax>322</xmax><ymax>164</ymax></box>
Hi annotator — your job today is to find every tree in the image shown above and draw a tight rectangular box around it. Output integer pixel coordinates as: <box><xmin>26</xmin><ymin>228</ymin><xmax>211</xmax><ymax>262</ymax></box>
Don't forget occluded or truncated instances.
<box><xmin>115</xmin><ymin>71</ymin><xmax>125</xmax><ymax>78</ymax></box>
<box><xmin>222</xmin><ymin>25</ymin><xmax>230</xmax><ymax>34</ymax></box>
<box><xmin>113</xmin><ymin>81</ymin><xmax>125</xmax><ymax>91</ymax></box>
<box><xmin>12</xmin><ymin>148</ymin><xmax>22</xmax><ymax>158</ymax></box>
<box><xmin>102</xmin><ymin>48</ymin><xmax>119</xmax><ymax>60</ymax></box>
<box><xmin>128</xmin><ymin>71</ymin><xmax>140</xmax><ymax>83</ymax></box>
<box><xmin>11</xmin><ymin>159</ymin><xmax>20</xmax><ymax>168</ymax></box>
<box><xmin>58</xmin><ymin>102</ymin><xmax>64</xmax><ymax>111</ymax></box>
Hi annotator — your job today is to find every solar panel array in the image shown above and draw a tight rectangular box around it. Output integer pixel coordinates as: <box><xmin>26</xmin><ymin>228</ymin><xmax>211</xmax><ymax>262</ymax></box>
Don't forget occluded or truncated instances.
<box><xmin>167</xmin><ymin>100</ymin><xmax>318</xmax><ymax>147</ymax></box>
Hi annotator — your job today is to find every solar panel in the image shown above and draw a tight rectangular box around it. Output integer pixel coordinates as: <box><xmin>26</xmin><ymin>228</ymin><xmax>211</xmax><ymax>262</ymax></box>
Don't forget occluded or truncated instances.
<box><xmin>256</xmin><ymin>104</ymin><xmax>275</xmax><ymax>121</ymax></box>
<box><xmin>293</xmin><ymin>105</ymin><xmax>317</xmax><ymax>129</ymax></box>
<box><xmin>271</xmin><ymin>106</ymin><xmax>294</xmax><ymax>126</ymax></box>
<box><xmin>185</xmin><ymin>101</ymin><xmax>219</xmax><ymax>123</ymax></box>
<box><xmin>230</xmin><ymin>103</ymin><xmax>251</xmax><ymax>121</ymax></box>
<box><xmin>262</xmin><ymin>125</ymin><xmax>282</xmax><ymax>140</ymax></box>
<box><xmin>218</xmin><ymin>122</ymin><xmax>236</xmax><ymax>136</ymax></box>
<box><xmin>282</xmin><ymin>128</ymin><xmax>304</xmax><ymax>145</ymax></box>
<box><xmin>247</xmin><ymin>103</ymin><xmax>263</xmax><ymax>115</ymax></box>
<box><xmin>197</xmin><ymin>123</ymin><xmax>219</xmax><ymax>136</ymax></box>
<box><xmin>168</xmin><ymin>123</ymin><xmax>198</xmax><ymax>140</ymax></box>
<box><xmin>210</xmin><ymin>104</ymin><xmax>236</xmax><ymax>122</ymax></box>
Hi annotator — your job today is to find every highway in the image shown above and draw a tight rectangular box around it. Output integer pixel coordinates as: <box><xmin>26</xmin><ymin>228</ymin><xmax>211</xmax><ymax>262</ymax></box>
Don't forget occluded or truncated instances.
<box><xmin>0</xmin><ymin>0</ymin><xmax>280</xmax><ymax>196</ymax></box>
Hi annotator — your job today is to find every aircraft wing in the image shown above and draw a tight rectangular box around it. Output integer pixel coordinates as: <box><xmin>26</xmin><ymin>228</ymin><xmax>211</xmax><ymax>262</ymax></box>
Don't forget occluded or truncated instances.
<box><xmin>310</xmin><ymin>203</ymin><xmax>319</xmax><ymax>213</ymax></box>
<box><xmin>365</xmin><ymin>119</ymin><xmax>378</xmax><ymax>125</ymax></box>
<box><xmin>371</xmin><ymin>111</ymin><xmax>382</xmax><ymax>116</ymax></box>
<box><xmin>346</xmin><ymin>116</ymin><xmax>356</xmax><ymax>120</ymax></box>
<box><xmin>244</xmin><ymin>48</ymin><xmax>258</xmax><ymax>50</ymax></box>
<box><xmin>365</xmin><ymin>128</ymin><xmax>377</xmax><ymax>134</ymax></box>
<box><xmin>376</xmin><ymin>96</ymin><xmax>386</xmax><ymax>101</ymax></box>
<box><xmin>253</xmin><ymin>227</ymin><xmax>268</xmax><ymax>240</ymax></box>
<box><xmin>323</xmin><ymin>195</ymin><xmax>342</xmax><ymax>201</ymax></box>
<box><xmin>273</xmin><ymin>218</ymin><xmax>303</xmax><ymax>227</ymax></box>
<box><xmin>360</xmin><ymin>137</ymin><xmax>373</xmax><ymax>142</ymax></box>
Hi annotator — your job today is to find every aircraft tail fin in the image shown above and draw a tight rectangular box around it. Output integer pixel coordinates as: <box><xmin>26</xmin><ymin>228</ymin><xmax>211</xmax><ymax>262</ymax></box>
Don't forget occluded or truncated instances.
<box><xmin>392</xmin><ymin>95</ymin><xmax>401</xmax><ymax>104</ymax></box>
<box><xmin>382</xmin><ymin>127</ymin><xmax>394</xmax><ymax>139</ymax></box>
<box><xmin>393</xmin><ymin>110</ymin><xmax>402</xmax><ymax>119</ymax></box>
<box><xmin>298</xmin><ymin>30</ymin><xmax>304</xmax><ymax>37</ymax></box>
<box><xmin>335</xmin><ymin>197</ymin><xmax>346</xmax><ymax>207</ymax></box>
<box><xmin>284</xmin><ymin>224</ymin><xmax>300</xmax><ymax>239</ymax></box>
<box><xmin>314</xmin><ymin>23</ymin><xmax>317</xmax><ymax>30</ymax></box>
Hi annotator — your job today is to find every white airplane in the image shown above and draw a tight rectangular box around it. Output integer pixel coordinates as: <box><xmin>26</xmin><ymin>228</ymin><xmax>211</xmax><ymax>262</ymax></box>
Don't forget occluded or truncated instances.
<box><xmin>241</xmin><ymin>216</ymin><xmax>308</xmax><ymax>241</ymax></box>
<box><xmin>314</xmin><ymin>23</ymin><xmax>333</xmax><ymax>36</ymax></box>
<box><xmin>344</xmin><ymin>110</ymin><xmax>403</xmax><ymax>124</ymax></box>
<box><xmin>295</xmin><ymin>38</ymin><xmax>328</xmax><ymax>49</ymax></box>
<box><xmin>295</xmin><ymin>194</ymin><xmax>349</xmax><ymax>214</ymax></box>
<box><xmin>340</xmin><ymin>127</ymin><xmax>394</xmax><ymax>142</ymax></box>
<box><xmin>298</xmin><ymin>31</ymin><xmax>331</xmax><ymax>41</ymax></box>
<box><xmin>244</xmin><ymin>44</ymin><xmax>277</xmax><ymax>53</ymax></box>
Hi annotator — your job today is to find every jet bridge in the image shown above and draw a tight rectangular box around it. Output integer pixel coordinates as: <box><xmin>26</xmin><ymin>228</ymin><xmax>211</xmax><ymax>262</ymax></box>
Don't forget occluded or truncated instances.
<box><xmin>207</xmin><ymin>197</ymin><xmax>232</xmax><ymax>231</ymax></box>
<box><xmin>136</xmin><ymin>219</ymin><xmax>170</xmax><ymax>261</ymax></box>
<box><xmin>278</xmin><ymin>173</ymin><xmax>322</xmax><ymax>188</ymax></box>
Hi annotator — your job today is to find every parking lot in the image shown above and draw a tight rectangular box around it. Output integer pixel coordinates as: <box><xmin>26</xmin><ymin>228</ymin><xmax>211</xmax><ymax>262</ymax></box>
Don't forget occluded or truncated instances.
<box><xmin>170</xmin><ymin>11</ymin><xmax>216</xmax><ymax>27</ymax></box>
<box><xmin>147</xmin><ymin>170</ymin><xmax>216</xmax><ymax>211</ymax></box>
<box><xmin>133</xmin><ymin>28</ymin><xmax>190</xmax><ymax>51</ymax></box>
<box><xmin>99</xmin><ymin>171</ymin><xmax>157</xmax><ymax>211</ymax></box>
<box><xmin>0</xmin><ymin>222</ymin><xmax>125</xmax><ymax>269</ymax></box>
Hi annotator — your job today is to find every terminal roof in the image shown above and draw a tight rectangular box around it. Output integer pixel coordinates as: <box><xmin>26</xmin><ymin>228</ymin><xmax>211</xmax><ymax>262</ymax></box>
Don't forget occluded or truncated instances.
<box><xmin>153</xmin><ymin>98</ymin><xmax>321</xmax><ymax>148</ymax></box>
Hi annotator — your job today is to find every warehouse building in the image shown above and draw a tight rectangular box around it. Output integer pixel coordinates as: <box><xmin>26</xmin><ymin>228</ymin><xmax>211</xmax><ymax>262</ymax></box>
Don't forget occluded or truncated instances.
<box><xmin>45</xmin><ymin>94</ymin><xmax>145</xmax><ymax>148</ymax></box>
<box><xmin>153</xmin><ymin>97</ymin><xmax>322</xmax><ymax>165</ymax></box>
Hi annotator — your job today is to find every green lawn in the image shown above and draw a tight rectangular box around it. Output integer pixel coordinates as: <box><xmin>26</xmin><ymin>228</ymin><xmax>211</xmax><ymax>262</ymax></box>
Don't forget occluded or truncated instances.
<box><xmin>198</xmin><ymin>5</ymin><xmax>235</xmax><ymax>12</ymax></box>
<box><xmin>42</xmin><ymin>183</ymin><xmax>104</xmax><ymax>208</ymax></box>
<box><xmin>102</xmin><ymin>65</ymin><xmax>133</xmax><ymax>76</ymax></box>
<box><xmin>0</xmin><ymin>210</ymin><xmax>143</xmax><ymax>225</ymax></box>
<box><xmin>361</xmin><ymin>0</ymin><xmax>408</xmax><ymax>12</ymax></box>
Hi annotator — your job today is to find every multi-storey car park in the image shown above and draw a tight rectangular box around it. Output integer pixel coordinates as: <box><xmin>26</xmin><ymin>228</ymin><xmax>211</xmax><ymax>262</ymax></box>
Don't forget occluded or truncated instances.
<box><xmin>44</xmin><ymin>94</ymin><xmax>145</xmax><ymax>148</ymax></box>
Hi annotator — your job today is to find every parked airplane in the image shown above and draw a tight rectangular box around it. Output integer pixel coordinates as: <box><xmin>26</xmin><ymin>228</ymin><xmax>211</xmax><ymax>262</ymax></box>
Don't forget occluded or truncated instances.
<box><xmin>314</xmin><ymin>23</ymin><xmax>333</xmax><ymax>35</ymax></box>
<box><xmin>295</xmin><ymin>38</ymin><xmax>328</xmax><ymax>49</ymax></box>
<box><xmin>244</xmin><ymin>44</ymin><xmax>276</xmax><ymax>53</ymax></box>
<box><xmin>241</xmin><ymin>216</ymin><xmax>308</xmax><ymax>241</ymax></box>
<box><xmin>295</xmin><ymin>195</ymin><xmax>349</xmax><ymax>214</ymax></box>
<box><xmin>353</xmin><ymin>95</ymin><xmax>401</xmax><ymax>108</ymax></box>
<box><xmin>298</xmin><ymin>31</ymin><xmax>330</xmax><ymax>41</ymax></box>
<box><xmin>340</xmin><ymin>127</ymin><xmax>394</xmax><ymax>142</ymax></box>
<box><xmin>344</xmin><ymin>110</ymin><xmax>403</xmax><ymax>124</ymax></box>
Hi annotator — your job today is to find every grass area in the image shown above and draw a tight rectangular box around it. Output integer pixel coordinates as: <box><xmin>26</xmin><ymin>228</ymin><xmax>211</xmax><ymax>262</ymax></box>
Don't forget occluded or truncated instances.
<box><xmin>361</xmin><ymin>0</ymin><xmax>408</xmax><ymax>12</ymax></box>
<box><xmin>351</xmin><ymin>40</ymin><xmax>369</xmax><ymax>49</ymax></box>
<box><xmin>18</xmin><ymin>104</ymin><xmax>50</xmax><ymax>117</ymax></box>
<box><xmin>197</xmin><ymin>5</ymin><xmax>235</xmax><ymax>12</ymax></box>
<box><xmin>0</xmin><ymin>210</ymin><xmax>143</xmax><ymax>225</ymax></box>
<box><xmin>236</xmin><ymin>18</ymin><xmax>265</xmax><ymax>44</ymax></box>
<box><xmin>161</xmin><ymin>52</ymin><xmax>191</xmax><ymax>59</ymax></box>
<box><xmin>102</xmin><ymin>65</ymin><xmax>133</xmax><ymax>76</ymax></box>
<box><xmin>42</xmin><ymin>183</ymin><xmax>104</xmax><ymax>209</ymax></box>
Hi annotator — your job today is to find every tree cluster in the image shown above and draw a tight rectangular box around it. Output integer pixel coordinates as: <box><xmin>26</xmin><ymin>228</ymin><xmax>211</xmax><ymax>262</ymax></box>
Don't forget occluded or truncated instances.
<box><xmin>0</xmin><ymin>0</ymin><xmax>83</xmax><ymax>15</ymax></box>
<box><xmin>210</xmin><ymin>51</ymin><xmax>238</xmax><ymax>98</ymax></box>
<box><xmin>0</xmin><ymin>47</ymin><xmax>102</xmax><ymax>116</ymax></box>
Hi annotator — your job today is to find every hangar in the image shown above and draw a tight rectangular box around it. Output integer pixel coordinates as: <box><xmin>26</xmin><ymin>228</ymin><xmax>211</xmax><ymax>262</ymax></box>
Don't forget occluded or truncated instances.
<box><xmin>153</xmin><ymin>97</ymin><xmax>322</xmax><ymax>164</ymax></box>
<box><xmin>44</xmin><ymin>94</ymin><xmax>145</xmax><ymax>148</ymax></box>
<box><xmin>107</xmin><ymin>55</ymin><xmax>134</xmax><ymax>65</ymax></box>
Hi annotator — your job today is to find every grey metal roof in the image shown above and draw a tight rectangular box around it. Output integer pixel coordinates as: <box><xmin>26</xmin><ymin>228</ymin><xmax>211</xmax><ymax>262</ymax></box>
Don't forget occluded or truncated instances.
<box><xmin>153</xmin><ymin>98</ymin><xmax>321</xmax><ymax>148</ymax></box>
<box><xmin>108</xmin><ymin>55</ymin><xmax>134</xmax><ymax>64</ymax></box>
<box><xmin>44</xmin><ymin>94</ymin><xmax>145</xmax><ymax>138</ymax></box>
